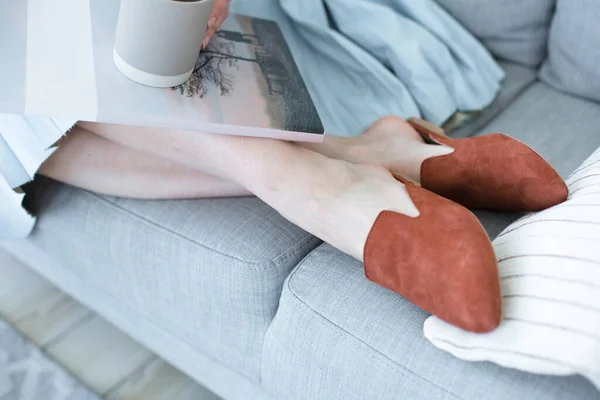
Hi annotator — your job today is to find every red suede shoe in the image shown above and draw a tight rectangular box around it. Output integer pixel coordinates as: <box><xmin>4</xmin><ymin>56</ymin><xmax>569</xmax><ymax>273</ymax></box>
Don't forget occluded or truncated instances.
<box><xmin>364</xmin><ymin>177</ymin><xmax>501</xmax><ymax>333</ymax></box>
<box><xmin>406</xmin><ymin>117</ymin><xmax>568</xmax><ymax>212</ymax></box>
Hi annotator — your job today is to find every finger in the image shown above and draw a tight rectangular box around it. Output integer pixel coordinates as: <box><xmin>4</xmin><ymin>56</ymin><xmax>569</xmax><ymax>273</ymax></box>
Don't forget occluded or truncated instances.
<box><xmin>208</xmin><ymin>15</ymin><xmax>217</xmax><ymax>30</ymax></box>
<box><xmin>213</xmin><ymin>10</ymin><xmax>228</xmax><ymax>31</ymax></box>
<box><xmin>211</xmin><ymin>0</ymin><xmax>230</xmax><ymax>19</ymax></box>
<box><xmin>202</xmin><ymin>29</ymin><xmax>214</xmax><ymax>49</ymax></box>
<box><xmin>203</xmin><ymin>9</ymin><xmax>229</xmax><ymax>48</ymax></box>
<box><xmin>202</xmin><ymin>0</ymin><xmax>230</xmax><ymax>48</ymax></box>
<box><xmin>210</xmin><ymin>0</ymin><xmax>229</xmax><ymax>29</ymax></box>
<box><xmin>203</xmin><ymin>22</ymin><xmax>219</xmax><ymax>48</ymax></box>
<box><xmin>206</xmin><ymin>0</ymin><xmax>226</xmax><ymax>30</ymax></box>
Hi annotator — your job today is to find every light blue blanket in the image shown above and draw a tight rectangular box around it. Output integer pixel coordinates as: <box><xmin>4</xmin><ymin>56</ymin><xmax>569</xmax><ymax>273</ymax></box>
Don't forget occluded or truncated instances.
<box><xmin>231</xmin><ymin>0</ymin><xmax>505</xmax><ymax>137</ymax></box>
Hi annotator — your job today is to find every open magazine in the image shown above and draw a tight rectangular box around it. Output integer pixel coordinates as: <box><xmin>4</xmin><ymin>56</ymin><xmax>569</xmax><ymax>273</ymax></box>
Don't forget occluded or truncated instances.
<box><xmin>0</xmin><ymin>0</ymin><xmax>324</xmax><ymax>141</ymax></box>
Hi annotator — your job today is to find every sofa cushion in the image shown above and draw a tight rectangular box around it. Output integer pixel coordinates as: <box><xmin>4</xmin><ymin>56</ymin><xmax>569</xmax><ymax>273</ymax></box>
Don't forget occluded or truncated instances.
<box><xmin>434</xmin><ymin>0</ymin><xmax>555</xmax><ymax>68</ymax></box>
<box><xmin>261</xmin><ymin>244</ymin><xmax>598</xmax><ymax>400</ymax></box>
<box><xmin>539</xmin><ymin>0</ymin><xmax>600</xmax><ymax>103</ymax></box>
<box><xmin>22</xmin><ymin>180</ymin><xmax>321</xmax><ymax>381</ymax></box>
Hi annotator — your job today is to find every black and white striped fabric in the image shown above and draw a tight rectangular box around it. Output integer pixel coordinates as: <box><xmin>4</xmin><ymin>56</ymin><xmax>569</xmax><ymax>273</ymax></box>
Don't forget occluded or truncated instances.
<box><xmin>424</xmin><ymin>147</ymin><xmax>600</xmax><ymax>390</ymax></box>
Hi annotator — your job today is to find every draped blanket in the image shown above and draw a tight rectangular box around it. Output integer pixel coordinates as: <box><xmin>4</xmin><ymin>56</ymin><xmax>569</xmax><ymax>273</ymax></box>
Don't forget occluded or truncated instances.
<box><xmin>232</xmin><ymin>0</ymin><xmax>504</xmax><ymax>136</ymax></box>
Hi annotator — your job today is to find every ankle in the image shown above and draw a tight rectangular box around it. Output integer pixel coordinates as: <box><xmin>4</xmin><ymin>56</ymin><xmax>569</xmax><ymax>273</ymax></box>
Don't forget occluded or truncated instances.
<box><xmin>302</xmin><ymin>161</ymin><xmax>362</xmax><ymax>235</ymax></box>
<box><xmin>305</xmin><ymin>159</ymin><xmax>358</xmax><ymax>210</ymax></box>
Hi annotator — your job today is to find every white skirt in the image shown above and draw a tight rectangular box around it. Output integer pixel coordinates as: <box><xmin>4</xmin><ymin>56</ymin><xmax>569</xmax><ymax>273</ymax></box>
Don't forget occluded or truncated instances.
<box><xmin>0</xmin><ymin>114</ymin><xmax>76</xmax><ymax>239</ymax></box>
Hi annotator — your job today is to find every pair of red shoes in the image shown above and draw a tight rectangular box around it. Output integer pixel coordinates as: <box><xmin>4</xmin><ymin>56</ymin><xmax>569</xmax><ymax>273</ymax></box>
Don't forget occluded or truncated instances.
<box><xmin>363</xmin><ymin>118</ymin><xmax>568</xmax><ymax>333</ymax></box>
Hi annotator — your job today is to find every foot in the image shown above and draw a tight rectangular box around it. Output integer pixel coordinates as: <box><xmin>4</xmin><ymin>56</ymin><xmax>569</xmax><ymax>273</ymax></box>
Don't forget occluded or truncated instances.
<box><xmin>275</xmin><ymin>156</ymin><xmax>501</xmax><ymax>333</ymax></box>
<box><xmin>406</xmin><ymin>118</ymin><xmax>569</xmax><ymax>211</ymax></box>
<box><xmin>269</xmin><ymin>160</ymin><xmax>419</xmax><ymax>261</ymax></box>
<box><xmin>252</xmin><ymin>147</ymin><xmax>502</xmax><ymax>332</ymax></box>
<box><xmin>349</xmin><ymin>116</ymin><xmax>454</xmax><ymax>182</ymax></box>
<box><xmin>364</xmin><ymin>178</ymin><xmax>501</xmax><ymax>333</ymax></box>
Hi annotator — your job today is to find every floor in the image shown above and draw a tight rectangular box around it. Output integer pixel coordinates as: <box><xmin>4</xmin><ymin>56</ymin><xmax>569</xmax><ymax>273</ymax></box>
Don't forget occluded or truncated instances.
<box><xmin>0</xmin><ymin>248</ymin><xmax>222</xmax><ymax>400</ymax></box>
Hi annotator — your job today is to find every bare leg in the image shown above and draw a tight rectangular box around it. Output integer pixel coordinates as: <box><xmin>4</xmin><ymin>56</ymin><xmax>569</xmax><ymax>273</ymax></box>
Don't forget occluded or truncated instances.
<box><xmin>45</xmin><ymin>117</ymin><xmax>449</xmax><ymax>199</ymax></box>
<box><xmin>75</xmin><ymin>121</ymin><xmax>420</xmax><ymax>261</ymax></box>
<box><xmin>78</xmin><ymin>116</ymin><xmax>452</xmax><ymax>183</ymax></box>
<box><xmin>298</xmin><ymin>116</ymin><xmax>453</xmax><ymax>182</ymax></box>
<box><xmin>39</xmin><ymin>127</ymin><xmax>251</xmax><ymax>199</ymax></box>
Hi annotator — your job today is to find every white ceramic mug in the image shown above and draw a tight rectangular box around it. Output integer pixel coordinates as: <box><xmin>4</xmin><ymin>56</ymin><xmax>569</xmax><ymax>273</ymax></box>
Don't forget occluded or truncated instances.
<box><xmin>113</xmin><ymin>0</ymin><xmax>215</xmax><ymax>88</ymax></box>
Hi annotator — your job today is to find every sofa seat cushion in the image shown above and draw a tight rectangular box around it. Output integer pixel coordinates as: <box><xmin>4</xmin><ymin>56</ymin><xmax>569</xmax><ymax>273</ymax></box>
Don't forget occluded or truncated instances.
<box><xmin>22</xmin><ymin>180</ymin><xmax>321</xmax><ymax>381</ymax></box>
<box><xmin>261</xmin><ymin>244</ymin><xmax>598</xmax><ymax>400</ymax></box>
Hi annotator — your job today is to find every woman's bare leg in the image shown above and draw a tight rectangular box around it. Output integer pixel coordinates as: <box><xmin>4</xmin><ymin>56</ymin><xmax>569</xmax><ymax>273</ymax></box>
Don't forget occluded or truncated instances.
<box><xmin>39</xmin><ymin>127</ymin><xmax>250</xmax><ymax>199</ymax></box>
<box><xmin>297</xmin><ymin>116</ymin><xmax>453</xmax><ymax>182</ymax></box>
<box><xmin>80</xmin><ymin>116</ymin><xmax>452</xmax><ymax>184</ymax></box>
<box><xmin>45</xmin><ymin>118</ymin><xmax>439</xmax><ymax>199</ymax></box>
<box><xmin>75</xmin><ymin>121</ymin><xmax>420</xmax><ymax>261</ymax></box>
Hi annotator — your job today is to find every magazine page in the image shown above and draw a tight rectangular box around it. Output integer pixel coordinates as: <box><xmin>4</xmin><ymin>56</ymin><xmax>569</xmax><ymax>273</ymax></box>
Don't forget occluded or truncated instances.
<box><xmin>0</xmin><ymin>134</ymin><xmax>30</xmax><ymax>189</ymax></box>
<box><xmin>0</xmin><ymin>115</ymin><xmax>66</xmax><ymax>180</ymax></box>
<box><xmin>0</xmin><ymin>174</ymin><xmax>35</xmax><ymax>239</ymax></box>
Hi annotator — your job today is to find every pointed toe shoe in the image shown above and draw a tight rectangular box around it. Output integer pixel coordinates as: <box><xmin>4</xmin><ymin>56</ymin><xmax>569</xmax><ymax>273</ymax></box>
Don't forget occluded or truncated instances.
<box><xmin>407</xmin><ymin>117</ymin><xmax>568</xmax><ymax>212</ymax></box>
<box><xmin>364</xmin><ymin>178</ymin><xmax>502</xmax><ymax>333</ymax></box>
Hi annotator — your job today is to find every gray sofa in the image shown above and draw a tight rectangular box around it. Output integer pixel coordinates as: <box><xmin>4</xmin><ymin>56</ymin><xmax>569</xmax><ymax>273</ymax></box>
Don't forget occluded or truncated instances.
<box><xmin>3</xmin><ymin>1</ymin><xmax>600</xmax><ymax>399</ymax></box>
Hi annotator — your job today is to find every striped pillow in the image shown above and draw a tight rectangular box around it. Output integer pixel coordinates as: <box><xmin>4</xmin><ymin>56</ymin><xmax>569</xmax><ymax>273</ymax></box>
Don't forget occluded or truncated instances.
<box><xmin>424</xmin><ymin>147</ymin><xmax>600</xmax><ymax>390</ymax></box>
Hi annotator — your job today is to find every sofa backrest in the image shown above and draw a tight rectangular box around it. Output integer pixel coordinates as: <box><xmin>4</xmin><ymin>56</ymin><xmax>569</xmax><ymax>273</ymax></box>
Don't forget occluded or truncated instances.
<box><xmin>433</xmin><ymin>0</ymin><xmax>556</xmax><ymax>68</ymax></box>
<box><xmin>435</xmin><ymin>0</ymin><xmax>600</xmax><ymax>104</ymax></box>
<box><xmin>539</xmin><ymin>0</ymin><xmax>600</xmax><ymax>103</ymax></box>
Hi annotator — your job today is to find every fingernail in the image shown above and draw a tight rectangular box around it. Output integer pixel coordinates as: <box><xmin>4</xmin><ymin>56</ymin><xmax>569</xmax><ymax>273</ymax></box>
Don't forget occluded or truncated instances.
<box><xmin>208</xmin><ymin>16</ymin><xmax>216</xmax><ymax>27</ymax></box>
<box><xmin>202</xmin><ymin>37</ymin><xmax>209</xmax><ymax>48</ymax></box>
